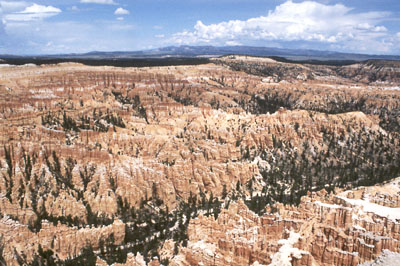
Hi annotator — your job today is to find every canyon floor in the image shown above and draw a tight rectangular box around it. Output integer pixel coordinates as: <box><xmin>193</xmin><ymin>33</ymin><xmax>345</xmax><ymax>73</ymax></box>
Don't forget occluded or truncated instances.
<box><xmin>0</xmin><ymin>56</ymin><xmax>400</xmax><ymax>265</ymax></box>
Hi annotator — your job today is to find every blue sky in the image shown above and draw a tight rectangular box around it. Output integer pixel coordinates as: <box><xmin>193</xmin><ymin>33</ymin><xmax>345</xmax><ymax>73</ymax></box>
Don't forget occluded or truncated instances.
<box><xmin>0</xmin><ymin>0</ymin><xmax>399</xmax><ymax>55</ymax></box>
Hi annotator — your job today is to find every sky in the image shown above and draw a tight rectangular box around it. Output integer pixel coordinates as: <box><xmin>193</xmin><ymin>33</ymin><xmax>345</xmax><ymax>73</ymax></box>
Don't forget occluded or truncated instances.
<box><xmin>0</xmin><ymin>0</ymin><xmax>399</xmax><ymax>55</ymax></box>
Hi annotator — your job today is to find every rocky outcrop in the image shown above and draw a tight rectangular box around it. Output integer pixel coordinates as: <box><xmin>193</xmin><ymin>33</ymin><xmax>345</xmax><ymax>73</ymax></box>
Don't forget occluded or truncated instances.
<box><xmin>0</xmin><ymin>216</ymin><xmax>125</xmax><ymax>265</ymax></box>
<box><xmin>0</xmin><ymin>61</ymin><xmax>399</xmax><ymax>265</ymax></box>
<box><xmin>172</xmin><ymin>178</ymin><xmax>400</xmax><ymax>266</ymax></box>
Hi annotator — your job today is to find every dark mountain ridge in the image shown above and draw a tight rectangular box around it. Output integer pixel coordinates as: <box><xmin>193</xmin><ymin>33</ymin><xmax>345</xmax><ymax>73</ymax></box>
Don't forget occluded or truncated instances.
<box><xmin>2</xmin><ymin>45</ymin><xmax>400</xmax><ymax>63</ymax></box>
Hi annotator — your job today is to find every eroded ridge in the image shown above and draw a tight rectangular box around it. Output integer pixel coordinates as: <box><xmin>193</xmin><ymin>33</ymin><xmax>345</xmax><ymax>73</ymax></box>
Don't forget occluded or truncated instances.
<box><xmin>171</xmin><ymin>178</ymin><xmax>400</xmax><ymax>266</ymax></box>
<box><xmin>0</xmin><ymin>61</ymin><xmax>399</xmax><ymax>265</ymax></box>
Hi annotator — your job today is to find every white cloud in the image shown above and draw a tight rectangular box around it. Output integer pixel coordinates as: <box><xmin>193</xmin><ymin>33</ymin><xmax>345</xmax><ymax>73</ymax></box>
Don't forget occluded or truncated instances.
<box><xmin>171</xmin><ymin>0</ymin><xmax>390</xmax><ymax>51</ymax></box>
<box><xmin>0</xmin><ymin>2</ymin><xmax>138</xmax><ymax>54</ymax></box>
<box><xmin>4</xmin><ymin>4</ymin><xmax>61</xmax><ymax>22</ymax></box>
<box><xmin>116</xmin><ymin>16</ymin><xmax>124</xmax><ymax>21</ymax></box>
<box><xmin>80</xmin><ymin>0</ymin><xmax>116</xmax><ymax>5</ymax></box>
<box><xmin>155</xmin><ymin>34</ymin><xmax>164</xmax><ymax>38</ymax></box>
<box><xmin>20</xmin><ymin>4</ymin><xmax>61</xmax><ymax>14</ymax></box>
<box><xmin>114</xmin><ymin>7</ymin><xmax>129</xmax><ymax>15</ymax></box>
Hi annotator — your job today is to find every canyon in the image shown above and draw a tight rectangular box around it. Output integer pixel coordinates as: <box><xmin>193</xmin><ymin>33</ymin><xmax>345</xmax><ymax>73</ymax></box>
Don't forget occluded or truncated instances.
<box><xmin>0</xmin><ymin>56</ymin><xmax>400</xmax><ymax>265</ymax></box>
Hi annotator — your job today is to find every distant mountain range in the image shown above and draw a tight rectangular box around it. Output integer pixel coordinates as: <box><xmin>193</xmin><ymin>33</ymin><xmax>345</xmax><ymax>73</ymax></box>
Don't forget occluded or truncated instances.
<box><xmin>2</xmin><ymin>45</ymin><xmax>400</xmax><ymax>62</ymax></box>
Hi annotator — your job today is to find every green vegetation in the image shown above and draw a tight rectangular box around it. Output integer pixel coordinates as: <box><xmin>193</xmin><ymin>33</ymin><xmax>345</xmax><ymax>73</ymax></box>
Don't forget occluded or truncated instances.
<box><xmin>41</xmin><ymin>109</ymin><xmax>126</xmax><ymax>134</ymax></box>
<box><xmin>242</xmin><ymin>120</ymin><xmax>400</xmax><ymax>212</ymax></box>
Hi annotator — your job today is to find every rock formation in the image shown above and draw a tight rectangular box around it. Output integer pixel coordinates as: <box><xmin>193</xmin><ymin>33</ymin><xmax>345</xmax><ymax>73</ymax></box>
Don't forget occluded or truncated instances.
<box><xmin>171</xmin><ymin>178</ymin><xmax>400</xmax><ymax>266</ymax></box>
<box><xmin>0</xmin><ymin>58</ymin><xmax>399</xmax><ymax>264</ymax></box>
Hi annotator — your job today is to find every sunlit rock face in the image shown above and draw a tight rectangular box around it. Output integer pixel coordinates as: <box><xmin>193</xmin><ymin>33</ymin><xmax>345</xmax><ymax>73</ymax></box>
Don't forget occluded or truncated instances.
<box><xmin>171</xmin><ymin>178</ymin><xmax>400</xmax><ymax>266</ymax></box>
<box><xmin>0</xmin><ymin>59</ymin><xmax>399</xmax><ymax>265</ymax></box>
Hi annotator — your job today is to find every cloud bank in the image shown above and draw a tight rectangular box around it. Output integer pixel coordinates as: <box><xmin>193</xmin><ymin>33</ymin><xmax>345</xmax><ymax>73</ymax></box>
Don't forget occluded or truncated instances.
<box><xmin>4</xmin><ymin>3</ymin><xmax>61</xmax><ymax>22</ymax></box>
<box><xmin>171</xmin><ymin>0</ymin><xmax>392</xmax><ymax>53</ymax></box>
